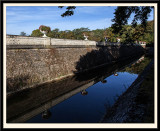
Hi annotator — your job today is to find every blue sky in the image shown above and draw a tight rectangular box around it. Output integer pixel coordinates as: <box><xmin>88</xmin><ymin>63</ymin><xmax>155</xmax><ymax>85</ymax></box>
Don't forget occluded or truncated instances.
<box><xmin>6</xmin><ymin>6</ymin><xmax>154</xmax><ymax>35</ymax></box>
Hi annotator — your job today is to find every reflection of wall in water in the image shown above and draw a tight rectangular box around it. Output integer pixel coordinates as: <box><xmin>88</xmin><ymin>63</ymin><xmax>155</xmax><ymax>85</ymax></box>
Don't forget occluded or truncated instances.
<box><xmin>7</xmin><ymin>55</ymin><xmax>143</xmax><ymax>123</ymax></box>
<box><xmin>7</xmin><ymin>78</ymin><xmax>95</xmax><ymax>123</ymax></box>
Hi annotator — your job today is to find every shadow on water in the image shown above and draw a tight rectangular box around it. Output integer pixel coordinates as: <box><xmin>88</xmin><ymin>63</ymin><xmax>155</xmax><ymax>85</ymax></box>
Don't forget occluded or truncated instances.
<box><xmin>7</xmin><ymin>45</ymin><xmax>145</xmax><ymax>123</ymax></box>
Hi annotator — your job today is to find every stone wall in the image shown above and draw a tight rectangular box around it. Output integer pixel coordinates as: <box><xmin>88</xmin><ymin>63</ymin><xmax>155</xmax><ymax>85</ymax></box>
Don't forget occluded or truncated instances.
<box><xmin>6</xmin><ymin>35</ymin><xmax>97</xmax><ymax>46</ymax></box>
<box><xmin>6</xmin><ymin>35</ymin><xmax>50</xmax><ymax>46</ymax></box>
<box><xmin>50</xmin><ymin>38</ymin><xmax>96</xmax><ymax>46</ymax></box>
<box><xmin>6</xmin><ymin>45</ymin><xmax>144</xmax><ymax>93</ymax></box>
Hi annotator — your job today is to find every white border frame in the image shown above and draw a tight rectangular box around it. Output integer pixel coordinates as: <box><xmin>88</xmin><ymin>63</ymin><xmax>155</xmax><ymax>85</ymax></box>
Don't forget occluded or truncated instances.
<box><xmin>3</xmin><ymin>3</ymin><xmax>158</xmax><ymax>129</ymax></box>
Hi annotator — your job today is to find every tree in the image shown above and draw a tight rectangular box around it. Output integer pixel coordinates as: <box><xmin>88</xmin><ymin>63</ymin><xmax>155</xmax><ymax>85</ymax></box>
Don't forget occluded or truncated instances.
<box><xmin>91</xmin><ymin>29</ymin><xmax>105</xmax><ymax>42</ymax></box>
<box><xmin>59</xmin><ymin>6</ymin><xmax>153</xmax><ymax>34</ymax></box>
<box><xmin>39</xmin><ymin>25</ymin><xmax>51</xmax><ymax>33</ymax></box>
<box><xmin>144</xmin><ymin>20</ymin><xmax>154</xmax><ymax>44</ymax></box>
<box><xmin>31</xmin><ymin>29</ymin><xmax>43</xmax><ymax>37</ymax></box>
<box><xmin>58</xmin><ymin>6</ymin><xmax>76</xmax><ymax>17</ymax></box>
<box><xmin>48</xmin><ymin>28</ymin><xmax>60</xmax><ymax>38</ymax></box>
<box><xmin>117</xmin><ymin>20</ymin><xmax>154</xmax><ymax>44</ymax></box>
<box><xmin>20</xmin><ymin>31</ymin><xmax>26</xmax><ymax>36</ymax></box>
<box><xmin>111</xmin><ymin>6</ymin><xmax>153</xmax><ymax>33</ymax></box>
<box><xmin>72</xmin><ymin>27</ymin><xmax>90</xmax><ymax>40</ymax></box>
<box><xmin>104</xmin><ymin>27</ymin><xmax>116</xmax><ymax>42</ymax></box>
<box><xmin>65</xmin><ymin>30</ymin><xmax>74</xmax><ymax>39</ymax></box>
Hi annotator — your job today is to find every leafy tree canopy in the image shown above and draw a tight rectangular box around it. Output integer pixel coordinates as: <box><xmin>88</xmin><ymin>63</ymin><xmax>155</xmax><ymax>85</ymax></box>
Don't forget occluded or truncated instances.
<box><xmin>111</xmin><ymin>6</ymin><xmax>153</xmax><ymax>33</ymax></box>
<box><xmin>58</xmin><ymin>6</ymin><xmax>76</xmax><ymax>17</ymax></box>
<box><xmin>20</xmin><ymin>31</ymin><xmax>26</xmax><ymax>36</ymax></box>
<box><xmin>31</xmin><ymin>29</ymin><xmax>43</xmax><ymax>37</ymax></box>
<box><xmin>59</xmin><ymin>6</ymin><xmax>153</xmax><ymax>33</ymax></box>
<box><xmin>30</xmin><ymin>20</ymin><xmax>154</xmax><ymax>44</ymax></box>
<box><xmin>39</xmin><ymin>25</ymin><xmax>51</xmax><ymax>33</ymax></box>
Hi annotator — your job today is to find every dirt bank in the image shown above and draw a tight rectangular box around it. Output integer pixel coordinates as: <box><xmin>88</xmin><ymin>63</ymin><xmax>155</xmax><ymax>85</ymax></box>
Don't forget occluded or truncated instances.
<box><xmin>100</xmin><ymin>57</ymin><xmax>154</xmax><ymax>123</ymax></box>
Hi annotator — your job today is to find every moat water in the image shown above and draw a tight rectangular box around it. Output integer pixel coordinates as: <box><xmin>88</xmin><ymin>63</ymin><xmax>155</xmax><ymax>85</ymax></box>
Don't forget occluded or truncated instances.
<box><xmin>27</xmin><ymin>72</ymin><xmax>137</xmax><ymax>123</ymax></box>
<box><xmin>7</xmin><ymin>55</ymin><xmax>150</xmax><ymax>123</ymax></box>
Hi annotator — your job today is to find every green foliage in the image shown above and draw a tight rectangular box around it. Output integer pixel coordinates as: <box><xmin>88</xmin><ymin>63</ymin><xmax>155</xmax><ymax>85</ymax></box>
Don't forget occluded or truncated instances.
<box><xmin>30</xmin><ymin>21</ymin><xmax>153</xmax><ymax>44</ymax></box>
<box><xmin>58</xmin><ymin>6</ymin><xmax>76</xmax><ymax>17</ymax></box>
<box><xmin>41</xmin><ymin>26</ymin><xmax>50</xmax><ymax>32</ymax></box>
<box><xmin>119</xmin><ymin>25</ymin><xmax>135</xmax><ymax>44</ymax></box>
<box><xmin>123</xmin><ymin>57</ymin><xmax>151</xmax><ymax>74</ymax></box>
<box><xmin>72</xmin><ymin>27</ymin><xmax>90</xmax><ymax>40</ymax></box>
<box><xmin>31</xmin><ymin>29</ymin><xmax>43</xmax><ymax>37</ymax></box>
<box><xmin>39</xmin><ymin>25</ymin><xmax>51</xmax><ymax>33</ymax></box>
<box><xmin>111</xmin><ymin>6</ymin><xmax>153</xmax><ymax>34</ymax></box>
<box><xmin>59</xmin><ymin>6</ymin><xmax>153</xmax><ymax>35</ymax></box>
<box><xmin>20</xmin><ymin>31</ymin><xmax>26</xmax><ymax>36</ymax></box>
<box><xmin>47</xmin><ymin>28</ymin><xmax>60</xmax><ymax>38</ymax></box>
<box><xmin>104</xmin><ymin>27</ymin><xmax>117</xmax><ymax>42</ymax></box>
<box><xmin>56</xmin><ymin>6</ymin><xmax>154</xmax><ymax>43</ymax></box>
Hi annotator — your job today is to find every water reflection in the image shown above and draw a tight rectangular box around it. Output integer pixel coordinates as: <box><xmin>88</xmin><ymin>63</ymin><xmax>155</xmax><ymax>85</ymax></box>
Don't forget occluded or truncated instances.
<box><xmin>100</xmin><ymin>77</ymin><xmax>107</xmax><ymax>83</ymax></box>
<box><xmin>101</xmin><ymin>79</ymin><xmax>107</xmax><ymax>84</ymax></box>
<box><xmin>81</xmin><ymin>90</ymin><xmax>88</xmax><ymax>96</ymax></box>
<box><xmin>114</xmin><ymin>73</ymin><xmax>119</xmax><ymax>76</ymax></box>
<box><xmin>42</xmin><ymin>110</ymin><xmax>52</xmax><ymax>119</ymax></box>
<box><xmin>7</xmin><ymin>55</ymin><xmax>148</xmax><ymax>123</ymax></box>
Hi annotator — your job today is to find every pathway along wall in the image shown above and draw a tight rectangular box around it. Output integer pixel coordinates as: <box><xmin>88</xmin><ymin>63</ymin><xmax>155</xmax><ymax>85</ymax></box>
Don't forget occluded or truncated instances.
<box><xmin>6</xmin><ymin>44</ymin><xmax>145</xmax><ymax>94</ymax></box>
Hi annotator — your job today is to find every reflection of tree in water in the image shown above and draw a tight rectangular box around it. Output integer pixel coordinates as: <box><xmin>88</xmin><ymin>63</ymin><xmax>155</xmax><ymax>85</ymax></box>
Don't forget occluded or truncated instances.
<box><xmin>114</xmin><ymin>72</ymin><xmax>119</xmax><ymax>76</ymax></box>
<box><xmin>100</xmin><ymin>76</ymin><xmax>107</xmax><ymax>83</ymax></box>
<box><xmin>101</xmin><ymin>79</ymin><xmax>107</xmax><ymax>84</ymax></box>
<box><xmin>74</xmin><ymin>45</ymin><xmax>144</xmax><ymax>76</ymax></box>
<box><xmin>42</xmin><ymin>109</ymin><xmax>52</xmax><ymax>119</ymax></box>
<box><xmin>104</xmin><ymin>99</ymin><xmax>111</xmax><ymax>113</ymax></box>
<box><xmin>74</xmin><ymin>52</ymin><xmax>144</xmax><ymax>83</ymax></box>
<box><xmin>122</xmin><ymin>57</ymin><xmax>151</xmax><ymax>74</ymax></box>
<box><xmin>81</xmin><ymin>90</ymin><xmax>88</xmax><ymax>96</ymax></box>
